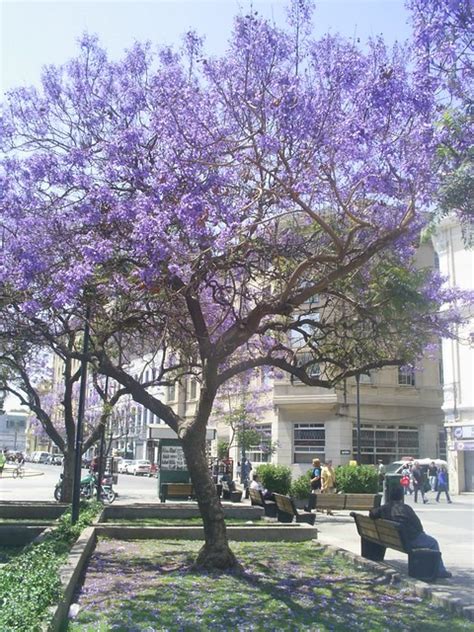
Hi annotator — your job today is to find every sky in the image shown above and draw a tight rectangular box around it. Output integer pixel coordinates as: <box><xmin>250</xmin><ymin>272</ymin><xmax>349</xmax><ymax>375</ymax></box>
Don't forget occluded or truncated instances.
<box><xmin>0</xmin><ymin>0</ymin><xmax>412</xmax><ymax>94</ymax></box>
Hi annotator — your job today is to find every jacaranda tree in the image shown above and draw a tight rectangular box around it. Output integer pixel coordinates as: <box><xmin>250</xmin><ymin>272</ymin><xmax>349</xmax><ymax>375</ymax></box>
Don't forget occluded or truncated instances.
<box><xmin>0</xmin><ymin>2</ymin><xmax>466</xmax><ymax>567</ymax></box>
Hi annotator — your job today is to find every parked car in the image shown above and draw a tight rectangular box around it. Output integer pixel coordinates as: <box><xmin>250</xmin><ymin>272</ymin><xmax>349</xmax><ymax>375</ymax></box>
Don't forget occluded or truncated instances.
<box><xmin>118</xmin><ymin>459</ymin><xmax>134</xmax><ymax>474</ymax></box>
<box><xmin>129</xmin><ymin>459</ymin><xmax>151</xmax><ymax>476</ymax></box>
<box><xmin>32</xmin><ymin>451</ymin><xmax>51</xmax><ymax>464</ymax></box>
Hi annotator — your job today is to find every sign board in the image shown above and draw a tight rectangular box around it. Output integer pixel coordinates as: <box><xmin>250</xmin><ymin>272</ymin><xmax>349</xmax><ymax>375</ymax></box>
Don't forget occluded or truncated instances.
<box><xmin>340</xmin><ymin>449</ymin><xmax>351</xmax><ymax>455</ymax></box>
<box><xmin>160</xmin><ymin>445</ymin><xmax>187</xmax><ymax>471</ymax></box>
<box><xmin>453</xmin><ymin>426</ymin><xmax>474</xmax><ymax>440</ymax></box>
<box><xmin>453</xmin><ymin>441</ymin><xmax>474</xmax><ymax>451</ymax></box>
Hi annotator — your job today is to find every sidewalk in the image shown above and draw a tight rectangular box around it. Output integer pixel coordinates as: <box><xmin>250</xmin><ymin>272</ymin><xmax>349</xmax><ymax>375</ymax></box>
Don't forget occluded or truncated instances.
<box><xmin>314</xmin><ymin>493</ymin><xmax>474</xmax><ymax>613</ymax></box>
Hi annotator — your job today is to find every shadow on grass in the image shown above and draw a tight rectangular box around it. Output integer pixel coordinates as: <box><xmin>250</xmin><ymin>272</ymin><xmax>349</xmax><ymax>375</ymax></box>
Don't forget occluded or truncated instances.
<box><xmin>70</xmin><ymin>541</ymin><xmax>471</xmax><ymax>632</ymax></box>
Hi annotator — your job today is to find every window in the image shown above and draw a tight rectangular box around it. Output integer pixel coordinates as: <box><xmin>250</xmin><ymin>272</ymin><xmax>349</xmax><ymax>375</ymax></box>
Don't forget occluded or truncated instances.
<box><xmin>247</xmin><ymin>424</ymin><xmax>273</xmax><ymax>464</ymax></box>
<box><xmin>6</xmin><ymin>419</ymin><xmax>25</xmax><ymax>429</ymax></box>
<box><xmin>352</xmin><ymin>423</ymin><xmax>419</xmax><ymax>464</ymax></box>
<box><xmin>291</xmin><ymin>352</ymin><xmax>320</xmax><ymax>383</ymax></box>
<box><xmin>358</xmin><ymin>372</ymin><xmax>372</xmax><ymax>384</ymax></box>
<box><xmin>188</xmin><ymin>378</ymin><xmax>197</xmax><ymax>400</ymax></box>
<box><xmin>293</xmin><ymin>423</ymin><xmax>325</xmax><ymax>463</ymax></box>
<box><xmin>167</xmin><ymin>383</ymin><xmax>176</xmax><ymax>401</ymax></box>
<box><xmin>398</xmin><ymin>367</ymin><xmax>415</xmax><ymax>386</ymax></box>
<box><xmin>289</xmin><ymin>313</ymin><xmax>320</xmax><ymax>350</ymax></box>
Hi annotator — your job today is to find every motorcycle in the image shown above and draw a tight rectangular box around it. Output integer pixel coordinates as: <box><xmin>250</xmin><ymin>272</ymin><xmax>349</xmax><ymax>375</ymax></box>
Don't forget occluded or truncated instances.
<box><xmin>54</xmin><ymin>471</ymin><xmax>116</xmax><ymax>503</ymax></box>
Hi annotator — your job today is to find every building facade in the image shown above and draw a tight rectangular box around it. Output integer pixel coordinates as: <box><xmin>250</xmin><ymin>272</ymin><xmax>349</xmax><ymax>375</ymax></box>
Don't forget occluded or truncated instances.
<box><xmin>0</xmin><ymin>411</ymin><xmax>28</xmax><ymax>453</ymax></box>
<box><xmin>432</xmin><ymin>217</ymin><xmax>474</xmax><ymax>493</ymax></box>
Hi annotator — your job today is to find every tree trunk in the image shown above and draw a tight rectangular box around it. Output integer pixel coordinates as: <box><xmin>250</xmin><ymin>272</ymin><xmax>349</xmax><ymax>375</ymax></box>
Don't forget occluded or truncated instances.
<box><xmin>60</xmin><ymin>449</ymin><xmax>75</xmax><ymax>503</ymax></box>
<box><xmin>182</xmin><ymin>433</ymin><xmax>238</xmax><ymax>570</ymax></box>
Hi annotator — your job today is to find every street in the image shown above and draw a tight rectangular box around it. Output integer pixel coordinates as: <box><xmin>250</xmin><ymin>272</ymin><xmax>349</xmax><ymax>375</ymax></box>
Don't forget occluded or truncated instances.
<box><xmin>0</xmin><ymin>463</ymin><xmax>159</xmax><ymax>503</ymax></box>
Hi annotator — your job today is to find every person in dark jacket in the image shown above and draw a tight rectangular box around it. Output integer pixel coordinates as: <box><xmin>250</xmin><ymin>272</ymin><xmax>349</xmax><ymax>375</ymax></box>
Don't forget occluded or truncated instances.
<box><xmin>436</xmin><ymin>466</ymin><xmax>452</xmax><ymax>504</ymax></box>
<box><xmin>370</xmin><ymin>486</ymin><xmax>452</xmax><ymax>578</ymax></box>
<box><xmin>411</xmin><ymin>461</ymin><xmax>428</xmax><ymax>503</ymax></box>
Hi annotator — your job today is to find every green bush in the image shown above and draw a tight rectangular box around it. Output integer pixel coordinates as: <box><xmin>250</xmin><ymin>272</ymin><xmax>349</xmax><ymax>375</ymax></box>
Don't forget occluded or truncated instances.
<box><xmin>0</xmin><ymin>500</ymin><xmax>100</xmax><ymax>632</ymax></box>
<box><xmin>256</xmin><ymin>464</ymin><xmax>292</xmax><ymax>495</ymax></box>
<box><xmin>289</xmin><ymin>471</ymin><xmax>312</xmax><ymax>499</ymax></box>
<box><xmin>335</xmin><ymin>464</ymin><xmax>378</xmax><ymax>493</ymax></box>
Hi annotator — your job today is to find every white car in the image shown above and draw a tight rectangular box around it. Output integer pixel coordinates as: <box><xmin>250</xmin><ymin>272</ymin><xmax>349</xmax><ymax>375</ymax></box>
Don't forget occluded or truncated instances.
<box><xmin>118</xmin><ymin>459</ymin><xmax>134</xmax><ymax>474</ymax></box>
<box><xmin>129</xmin><ymin>459</ymin><xmax>151</xmax><ymax>476</ymax></box>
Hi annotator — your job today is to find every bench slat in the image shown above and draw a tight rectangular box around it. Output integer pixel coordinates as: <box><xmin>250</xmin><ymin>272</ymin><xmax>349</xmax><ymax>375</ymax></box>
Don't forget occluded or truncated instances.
<box><xmin>274</xmin><ymin>494</ymin><xmax>295</xmax><ymax>515</ymax></box>
<box><xmin>344</xmin><ymin>494</ymin><xmax>379</xmax><ymax>510</ymax></box>
<box><xmin>315</xmin><ymin>494</ymin><xmax>346</xmax><ymax>510</ymax></box>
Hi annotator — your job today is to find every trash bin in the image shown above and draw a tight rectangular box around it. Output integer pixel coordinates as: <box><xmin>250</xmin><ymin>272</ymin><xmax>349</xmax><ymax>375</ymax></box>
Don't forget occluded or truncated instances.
<box><xmin>384</xmin><ymin>473</ymin><xmax>404</xmax><ymax>503</ymax></box>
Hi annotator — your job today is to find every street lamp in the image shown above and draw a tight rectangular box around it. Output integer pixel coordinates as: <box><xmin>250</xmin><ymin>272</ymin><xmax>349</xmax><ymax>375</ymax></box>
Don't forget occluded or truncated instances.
<box><xmin>71</xmin><ymin>305</ymin><xmax>91</xmax><ymax>524</ymax></box>
<box><xmin>355</xmin><ymin>374</ymin><xmax>361</xmax><ymax>464</ymax></box>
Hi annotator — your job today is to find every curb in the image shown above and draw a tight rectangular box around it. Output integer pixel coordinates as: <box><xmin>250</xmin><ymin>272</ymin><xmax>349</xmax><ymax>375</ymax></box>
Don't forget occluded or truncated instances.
<box><xmin>318</xmin><ymin>543</ymin><xmax>474</xmax><ymax>622</ymax></box>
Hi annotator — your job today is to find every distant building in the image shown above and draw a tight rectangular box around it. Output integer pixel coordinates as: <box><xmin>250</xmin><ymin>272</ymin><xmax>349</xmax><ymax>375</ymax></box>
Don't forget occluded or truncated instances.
<box><xmin>0</xmin><ymin>411</ymin><xmax>28</xmax><ymax>452</ymax></box>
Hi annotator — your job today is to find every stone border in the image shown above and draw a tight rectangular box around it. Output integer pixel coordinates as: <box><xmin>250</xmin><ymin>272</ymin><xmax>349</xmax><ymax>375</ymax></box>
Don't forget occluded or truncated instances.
<box><xmin>318</xmin><ymin>543</ymin><xmax>474</xmax><ymax>622</ymax></box>
<box><xmin>97</xmin><ymin>523</ymin><xmax>317</xmax><ymax>542</ymax></box>
<box><xmin>42</xmin><ymin>526</ymin><xmax>97</xmax><ymax>632</ymax></box>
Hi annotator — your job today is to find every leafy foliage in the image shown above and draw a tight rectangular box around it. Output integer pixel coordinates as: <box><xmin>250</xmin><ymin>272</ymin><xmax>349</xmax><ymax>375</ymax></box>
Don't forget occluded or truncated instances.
<box><xmin>289</xmin><ymin>470</ymin><xmax>312</xmax><ymax>499</ymax></box>
<box><xmin>256</xmin><ymin>463</ymin><xmax>292</xmax><ymax>495</ymax></box>
<box><xmin>335</xmin><ymin>464</ymin><xmax>379</xmax><ymax>494</ymax></box>
<box><xmin>0</xmin><ymin>501</ymin><xmax>100</xmax><ymax>631</ymax></box>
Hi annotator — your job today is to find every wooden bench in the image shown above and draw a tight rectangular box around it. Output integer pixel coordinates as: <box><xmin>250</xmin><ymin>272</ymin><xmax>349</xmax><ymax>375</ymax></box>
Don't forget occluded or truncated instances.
<box><xmin>160</xmin><ymin>483</ymin><xmax>194</xmax><ymax>503</ymax></box>
<box><xmin>249</xmin><ymin>488</ymin><xmax>277</xmax><ymax>518</ymax></box>
<box><xmin>306</xmin><ymin>493</ymin><xmax>381</xmax><ymax>512</ymax></box>
<box><xmin>350</xmin><ymin>512</ymin><xmax>441</xmax><ymax>582</ymax></box>
<box><xmin>222</xmin><ymin>480</ymin><xmax>242</xmax><ymax>502</ymax></box>
<box><xmin>273</xmin><ymin>494</ymin><xmax>316</xmax><ymax>526</ymax></box>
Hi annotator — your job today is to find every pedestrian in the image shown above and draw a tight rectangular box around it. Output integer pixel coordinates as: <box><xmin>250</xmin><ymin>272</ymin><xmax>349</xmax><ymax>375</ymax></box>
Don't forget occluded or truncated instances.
<box><xmin>428</xmin><ymin>461</ymin><xmax>438</xmax><ymax>492</ymax></box>
<box><xmin>436</xmin><ymin>466</ymin><xmax>452</xmax><ymax>504</ymax></box>
<box><xmin>377</xmin><ymin>459</ymin><xmax>386</xmax><ymax>492</ymax></box>
<box><xmin>411</xmin><ymin>461</ymin><xmax>428</xmax><ymax>503</ymax></box>
<box><xmin>0</xmin><ymin>450</ymin><xmax>5</xmax><ymax>477</ymax></box>
<box><xmin>369</xmin><ymin>486</ymin><xmax>452</xmax><ymax>579</ymax></box>
<box><xmin>310</xmin><ymin>458</ymin><xmax>322</xmax><ymax>494</ymax></box>
<box><xmin>250</xmin><ymin>473</ymin><xmax>273</xmax><ymax>500</ymax></box>
<box><xmin>321</xmin><ymin>459</ymin><xmax>337</xmax><ymax>515</ymax></box>
<box><xmin>400</xmin><ymin>469</ymin><xmax>411</xmax><ymax>496</ymax></box>
<box><xmin>241</xmin><ymin>457</ymin><xmax>252</xmax><ymax>497</ymax></box>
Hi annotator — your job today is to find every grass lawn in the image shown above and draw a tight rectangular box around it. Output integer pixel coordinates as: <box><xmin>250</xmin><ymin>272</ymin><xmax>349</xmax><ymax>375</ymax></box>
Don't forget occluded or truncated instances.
<box><xmin>68</xmin><ymin>539</ymin><xmax>470</xmax><ymax>631</ymax></box>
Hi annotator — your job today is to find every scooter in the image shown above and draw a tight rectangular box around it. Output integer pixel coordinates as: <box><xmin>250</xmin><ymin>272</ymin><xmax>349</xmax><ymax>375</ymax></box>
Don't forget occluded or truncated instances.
<box><xmin>54</xmin><ymin>471</ymin><xmax>116</xmax><ymax>503</ymax></box>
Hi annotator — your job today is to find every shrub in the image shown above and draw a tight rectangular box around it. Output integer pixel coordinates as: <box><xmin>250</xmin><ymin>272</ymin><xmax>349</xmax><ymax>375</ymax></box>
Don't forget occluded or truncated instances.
<box><xmin>289</xmin><ymin>471</ymin><xmax>312</xmax><ymax>499</ymax></box>
<box><xmin>335</xmin><ymin>464</ymin><xmax>378</xmax><ymax>493</ymax></box>
<box><xmin>0</xmin><ymin>500</ymin><xmax>100</xmax><ymax>631</ymax></box>
<box><xmin>256</xmin><ymin>464</ymin><xmax>292</xmax><ymax>495</ymax></box>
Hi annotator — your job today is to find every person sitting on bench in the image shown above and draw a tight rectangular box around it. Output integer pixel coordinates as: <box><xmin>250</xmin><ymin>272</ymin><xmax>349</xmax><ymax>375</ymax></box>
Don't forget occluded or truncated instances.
<box><xmin>250</xmin><ymin>473</ymin><xmax>273</xmax><ymax>500</ymax></box>
<box><xmin>369</xmin><ymin>486</ymin><xmax>452</xmax><ymax>579</ymax></box>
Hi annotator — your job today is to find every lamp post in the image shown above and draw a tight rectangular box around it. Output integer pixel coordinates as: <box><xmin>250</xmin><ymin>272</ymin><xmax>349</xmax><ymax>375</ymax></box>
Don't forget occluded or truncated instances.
<box><xmin>71</xmin><ymin>305</ymin><xmax>91</xmax><ymax>524</ymax></box>
<box><xmin>96</xmin><ymin>376</ymin><xmax>109</xmax><ymax>501</ymax></box>
<box><xmin>355</xmin><ymin>373</ymin><xmax>361</xmax><ymax>464</ymax></box>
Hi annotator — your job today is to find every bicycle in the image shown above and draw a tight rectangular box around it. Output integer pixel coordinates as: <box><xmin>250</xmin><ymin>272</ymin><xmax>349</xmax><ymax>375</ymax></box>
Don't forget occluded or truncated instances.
<box><xmin>12</xmin><ymin>464</ymin><xmax>24</xmax><ymax>478</ymax></box>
